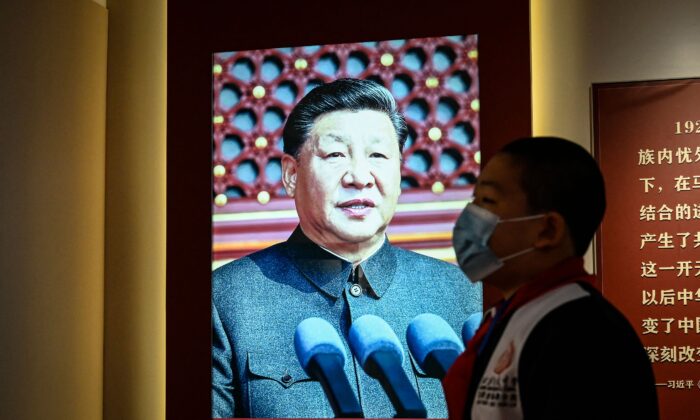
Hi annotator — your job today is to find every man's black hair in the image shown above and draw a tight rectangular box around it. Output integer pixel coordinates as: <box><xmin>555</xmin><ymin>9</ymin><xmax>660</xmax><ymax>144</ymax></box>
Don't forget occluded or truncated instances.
<box><xmin>499</xmin><ymin>136</ymin><xmax>606</xmax><ymax>256</ymax></box>
<box><xmin>282</xmin><ymin>78</ymin><xmax>408</xmax><ymax>157</ymax></box>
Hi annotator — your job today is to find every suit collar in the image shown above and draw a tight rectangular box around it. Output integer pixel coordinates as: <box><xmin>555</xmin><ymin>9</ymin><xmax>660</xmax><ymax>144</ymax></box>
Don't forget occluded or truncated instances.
<box><xmin>284</xmin><ymin>226</ymin><xmax>396</xmax><ymax>299</ymax></box>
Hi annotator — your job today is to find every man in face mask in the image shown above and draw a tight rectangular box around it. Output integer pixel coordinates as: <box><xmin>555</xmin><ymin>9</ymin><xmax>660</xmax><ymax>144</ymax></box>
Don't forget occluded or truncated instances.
<box><xmin>443</xmin><ymin>137</ymin><xmax>658</xmax><ymax>419</ymax></box>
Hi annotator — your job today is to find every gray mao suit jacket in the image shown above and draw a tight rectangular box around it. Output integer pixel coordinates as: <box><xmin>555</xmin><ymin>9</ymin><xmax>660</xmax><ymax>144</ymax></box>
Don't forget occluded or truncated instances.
<box><xmin>212</xmin><ymin>227</ymin><xmax>482</xmax><ymax>418</ymax></box>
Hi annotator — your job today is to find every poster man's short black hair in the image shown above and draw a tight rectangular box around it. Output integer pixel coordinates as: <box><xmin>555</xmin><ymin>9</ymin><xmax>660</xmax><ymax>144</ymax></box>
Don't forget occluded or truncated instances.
<box><xmin>499</xmin><ymin>136</ymin><xmax>607</xmax><ymax>256</ymax></box>
<box><xmin>282</xmin><ymin>78</ymin><xmax>408</xmax><ymax>157</ymax></box>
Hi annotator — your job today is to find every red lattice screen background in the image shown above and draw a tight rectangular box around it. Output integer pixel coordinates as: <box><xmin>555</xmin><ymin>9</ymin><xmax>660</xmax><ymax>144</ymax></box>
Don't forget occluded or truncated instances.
<box><xmin>212</xmin><ymin>35</ymin><xmax>480</xmax><ymax>266</ymax></box>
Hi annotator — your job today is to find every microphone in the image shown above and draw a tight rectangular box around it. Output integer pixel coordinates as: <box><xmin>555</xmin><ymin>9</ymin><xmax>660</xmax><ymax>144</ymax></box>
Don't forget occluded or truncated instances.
<box><xmin>406</xmin><ymin>313</ymin><xmax>464</xmax><ymax>379</ymax></box>
<box><xmin>294</xmin><ymin>317</ymin><xmax>364</xmax><ymax>418</ymax></box>
<box><xmin>462</xmin><ymin>312</ymin><xmax>484</xmax><ymax>348</ymax></box>
<box><xmin>348</xmin><ymin>315</ymin><xmax>427</xmax><ymax>418</ymax></box>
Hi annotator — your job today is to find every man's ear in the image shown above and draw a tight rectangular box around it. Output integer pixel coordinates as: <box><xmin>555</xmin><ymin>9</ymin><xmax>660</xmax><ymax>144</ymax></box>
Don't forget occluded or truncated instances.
<box><xmin>533</xmin><ymin>212</ymin><xmax>570</xmax><ymax>250</ymax></box>
<box><xmin>281</xmin><ymin>154</ymin><xmax>298</xmax><ymax>197</ymax></box>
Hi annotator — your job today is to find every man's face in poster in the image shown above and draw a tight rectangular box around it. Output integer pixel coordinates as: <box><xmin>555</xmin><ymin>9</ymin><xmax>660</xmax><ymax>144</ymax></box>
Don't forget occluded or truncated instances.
<box><xmin>282</xmin><ymin>109</ymin><xmax>402</xmax><ymax>251</ymax></box>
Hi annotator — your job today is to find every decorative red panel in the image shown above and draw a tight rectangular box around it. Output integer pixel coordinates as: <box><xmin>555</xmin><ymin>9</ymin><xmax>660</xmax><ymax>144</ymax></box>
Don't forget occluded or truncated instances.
<box><xmin>212</xmin><ymin>35</ymin><xmax>480</xmax><ymax>208</ymax></box>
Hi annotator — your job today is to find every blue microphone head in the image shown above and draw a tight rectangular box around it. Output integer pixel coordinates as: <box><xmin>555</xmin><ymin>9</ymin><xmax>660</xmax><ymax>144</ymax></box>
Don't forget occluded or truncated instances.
<box><xmin>406</xmin><ymin>313</ymin><xmax>464</xmax><ymax>366</ymax></box>
<box><xmin>462</xmin><ymin>312</ymin><xmax>483</xmax><ymax>345</ymax></box>
<box><xmin>348</xmin><ymin>314</ymin><xmax>404</xmax><ymax>367</ymax></box>
<box><xmin>294</xmin><ymin>317</ymin><xmax>346</xmax><ymax>372</ymax></box>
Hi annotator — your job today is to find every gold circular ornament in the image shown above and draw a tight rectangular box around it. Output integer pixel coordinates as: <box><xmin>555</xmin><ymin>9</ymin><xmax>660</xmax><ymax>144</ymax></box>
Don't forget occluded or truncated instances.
<box><xmin>474</xmin><ymin>151</ymin><xmax>481</xmax><ymax>165</ymax></box>
<box><xmin>213</xmin><ymin>115</ymin><xmax>224</xmax><ymax>124</ymax></box>
<box><xmin>212</xmin><ymin>64</ymin><xmax>223</xmax><ymax>74</ymax></box>
<box><xmin>468</xmin><ymin>49</ymin><xmax>478</xmax><ymax>60</ymax></box>
<box><xmin>431</xmin><ymin>181</ymin><xmax>445</xmax><ymax>195</ymax></box>
<box><xmin>471</xmin><ymin>99</ymin><xmax>480</xmax><ymax>112</ymax></box>
<box><xmin>425</xmin><ymin>77</ymin><xmax>439</xmax><ymax>88</ymax></box>
<box><xmin>294</xmin><ymin>58</ymin><xmax>308</xmax><ymax>70</ymax></box>
<box><xmin>214</xmin><ymin>194</ymin><xmax>228</xmax><ymax>206</ymax></box>
<box><xmin>257</xmin><ymin>190</ymin><xmax>271</xmax><ymax>205</ymax></box>
<box><xmin>213</xmin><ymin>165</ymin><xmax>226</xmax><ymax>177</ymax></box>
<box><xmin>428</xmin><ymin>127</ymin><xmax>442</xmax><ymax>141</ymax></box>
<box><xmin>255</xmin><ymin>136</ymin><xmax>268</xmax><ymax>149</ymax></box>
<box><xmin>252</xmin><ymin>85</ymin><xmax>266</xmax><ymax>99</ymax></box>
<box><xmin>380</xmin><ymin>53</ymin><xmax>394</xmax><ymax>67</ymax></box>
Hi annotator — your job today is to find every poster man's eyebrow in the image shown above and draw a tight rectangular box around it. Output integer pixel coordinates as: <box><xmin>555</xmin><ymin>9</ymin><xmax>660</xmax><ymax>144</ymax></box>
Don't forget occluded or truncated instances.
<box><xmin>366</xmin><ymin>135</ymin><xmax>394</xmax><ymax>144</ymax></box>
<box><xmin>318</xmin><ymin>133</ymin><xmax>349</xmax><ymax>143</ymax></box>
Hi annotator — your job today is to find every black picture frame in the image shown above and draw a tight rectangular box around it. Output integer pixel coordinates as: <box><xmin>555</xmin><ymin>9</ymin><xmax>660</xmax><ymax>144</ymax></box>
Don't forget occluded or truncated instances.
<box><xmin>167</xmin><ymin>2</ymin><xmax>531</xmax><ymax>418</ymax></box>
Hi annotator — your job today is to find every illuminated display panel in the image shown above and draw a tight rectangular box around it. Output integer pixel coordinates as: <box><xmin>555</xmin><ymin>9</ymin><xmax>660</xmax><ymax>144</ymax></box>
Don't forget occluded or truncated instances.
<box><xmin>209</xmin><ymin>35</ymin><xmax>480</xmax><ymax>419</ymax></box>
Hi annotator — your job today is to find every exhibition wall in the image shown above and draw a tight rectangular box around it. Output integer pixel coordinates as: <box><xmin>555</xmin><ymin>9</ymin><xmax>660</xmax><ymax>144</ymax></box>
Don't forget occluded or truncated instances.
<box><xmin>0</xmin><ymin>0</ymin><xmax>698</xmax><ymax>419</ymax></box>
<box><xmin>102</xmin><ymin>0</ymin><xmax>166</xmax><ymax>419</ymax></box>
<box><xmin>0</xmin><ymin>1</ymin><xmax>107</xmax><ymax>419</ymax></box>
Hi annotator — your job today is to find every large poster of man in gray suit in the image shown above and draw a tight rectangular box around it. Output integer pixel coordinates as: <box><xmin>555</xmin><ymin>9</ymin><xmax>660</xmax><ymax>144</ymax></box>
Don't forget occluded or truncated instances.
<box><xmin>211</xmin><ymin>37</ymin><xmax>483</xmax><ymax>418</ymax></box>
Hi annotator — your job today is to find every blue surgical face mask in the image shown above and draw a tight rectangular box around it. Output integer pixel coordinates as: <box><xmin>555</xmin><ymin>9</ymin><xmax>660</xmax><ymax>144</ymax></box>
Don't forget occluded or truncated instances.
<box><xmin>452</xmin><ymin>203</ymin><xmax>545</xmax><ymax>282</ymax></box>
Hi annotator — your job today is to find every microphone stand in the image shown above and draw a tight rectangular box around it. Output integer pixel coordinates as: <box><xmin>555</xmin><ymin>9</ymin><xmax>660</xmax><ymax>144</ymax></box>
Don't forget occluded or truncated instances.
<box><xmin>308</xmin><ymin>353</ymin><xmax>364</xmax><ymax>418</ymax></box>
<box><xmin>365</xmin><ymin>351</ymin><xmax>427</xmax><ymax>418</ymax></box>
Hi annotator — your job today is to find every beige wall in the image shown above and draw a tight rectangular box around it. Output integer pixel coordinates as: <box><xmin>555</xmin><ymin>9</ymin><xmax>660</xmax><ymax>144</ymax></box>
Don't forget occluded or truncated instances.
<box><xmin>0</xmin><ymin>0</ymin><xmax>166</xmax><ymax>418</ymax></box>
<box><xmin>1</xmin><ymin>1</ymin><xmax>697</xmax><ymax>419</ymax></box>
<box><xmin>102</xmin><ymin>0</ymin><xmax>166</xmax><ymax>419</ymax></box>
<box><xmin>532</xmin><ymin>0</ymin><xmax>700</xmax><ymax>147</ymax></box>
<box><xmin>531</xmin><ymin>0</ymin><xmax>700</xmax><ymax>270</ymax></box>
<box><xmin>0</xmin><ymin>1</ymin><xmax>107</xmax><ymax>419</ymax></box>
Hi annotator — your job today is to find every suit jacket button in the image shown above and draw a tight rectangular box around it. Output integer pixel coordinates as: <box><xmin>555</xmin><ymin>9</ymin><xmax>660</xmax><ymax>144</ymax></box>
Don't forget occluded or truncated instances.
<box><xmin>349</xmin><ymin>284</ymin><xmax>362</xmax><ymax>297</ymax></box>
<box><xmin>281</xmin><ymin>373</ymin><xmax>292</xmax><ymax>383</ymax></box>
